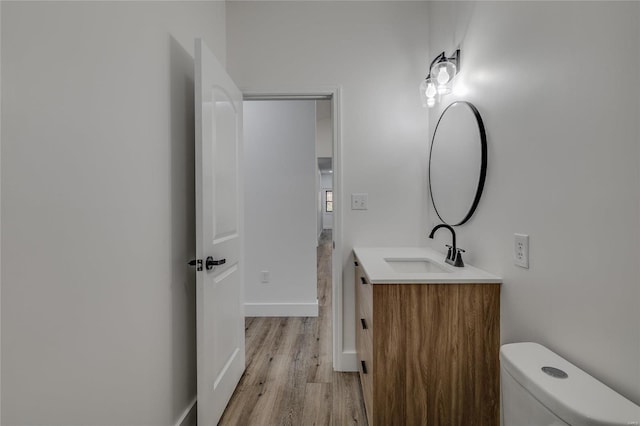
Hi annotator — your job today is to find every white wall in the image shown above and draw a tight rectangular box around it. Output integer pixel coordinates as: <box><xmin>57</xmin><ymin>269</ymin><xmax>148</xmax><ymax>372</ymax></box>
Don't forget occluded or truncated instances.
<box><xmin>427</xmin><ymin>1</ymin><xmax>640</xmax><ymax>403</ymax></box>
<box><xmin>228</xmin><ymin>1</ymin><xmax>430</xmax><ymax>367</ymax></box>
<box><xmin>316</xmin><ymin>100</ymin><xmax>332</xmax><ymax>158</ymax></box>
<box><xmin>316</xmin><ymin>100</ymin><xmax>332</xmax><ymax>236</ymax></box>
<box><xmin>1</xmin><ymin>2</ymin><xmax>226</xmax><ymax>424</ymax></box>
<box><xmin>321</xmin><ymin>173</ymin><xmax>333</xmax><ymax>230</ymax></box>
<box><xmin>316</xmin><ymin>100</ymin><xmax>333</xmax><ymax>231</ymax></box>
<box><xmin>244</xmin><ymin>100</ymin><xmax>318</xmax><ymax>317</ymax></box>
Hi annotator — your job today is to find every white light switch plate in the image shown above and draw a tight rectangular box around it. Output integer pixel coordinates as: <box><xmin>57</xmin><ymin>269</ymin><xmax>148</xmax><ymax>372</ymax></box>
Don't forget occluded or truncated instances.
<box><xmin>351</xmin><ymin>193</ymin><xmax>368</xmax><ymax>210</ymax></box>
<box><xmin>514</xmin><ymin>234</ymin><xmax>529</xmax><ymax>268</ymax></box>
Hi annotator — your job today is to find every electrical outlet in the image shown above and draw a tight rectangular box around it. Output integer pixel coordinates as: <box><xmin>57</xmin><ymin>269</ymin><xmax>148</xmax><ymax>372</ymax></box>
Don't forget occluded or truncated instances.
<box><xmin>351</xmin><ymin>193</ymin><xmax>368</xmax><ymax>210</ymax></box>
<box><xmin>261</xmin><ymin>270</ymin><xmax>270</xmax><ymax>283</ymax></box>
<box><xmin>514</xmin><ymin>234</ymin><xmax>529</xmax><ymax>269</ymax></box>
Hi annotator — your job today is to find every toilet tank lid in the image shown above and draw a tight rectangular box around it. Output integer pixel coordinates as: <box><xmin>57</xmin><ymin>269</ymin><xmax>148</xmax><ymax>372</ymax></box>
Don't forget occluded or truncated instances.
<box><xmin>500</xmin><ymin>342</ymin><xmax>640</xmax><ymax>426</ymax></box>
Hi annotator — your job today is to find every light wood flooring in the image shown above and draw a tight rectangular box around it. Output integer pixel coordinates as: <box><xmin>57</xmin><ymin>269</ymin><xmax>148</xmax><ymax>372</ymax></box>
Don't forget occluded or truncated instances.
<box><xmin>219</xmin><ymin>230</ymin><xmax>367</xmax><ymax>425</ymax></box>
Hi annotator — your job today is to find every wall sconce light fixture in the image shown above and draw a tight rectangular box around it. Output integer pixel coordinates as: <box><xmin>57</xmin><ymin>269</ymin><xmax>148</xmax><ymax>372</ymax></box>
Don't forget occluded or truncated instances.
<box><xmin>420</xmin><ymin>49</ymin><xmax>460</xmax><ymax>108</ymax></box>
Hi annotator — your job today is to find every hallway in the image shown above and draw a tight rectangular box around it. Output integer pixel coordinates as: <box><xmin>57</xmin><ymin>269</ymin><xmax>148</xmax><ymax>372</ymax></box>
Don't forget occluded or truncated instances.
<box><xmin>219</xmin><ymin>230</ymin><xmax>367</xmax><ymax>425</ymax></box>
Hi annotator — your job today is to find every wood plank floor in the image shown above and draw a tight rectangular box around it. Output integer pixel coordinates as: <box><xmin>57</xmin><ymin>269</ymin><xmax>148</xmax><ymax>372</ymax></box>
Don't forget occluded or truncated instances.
<box><xmin>219</xmin><ymin>230</ymin><xmax>367</xmax><ymax>426</ymax></box>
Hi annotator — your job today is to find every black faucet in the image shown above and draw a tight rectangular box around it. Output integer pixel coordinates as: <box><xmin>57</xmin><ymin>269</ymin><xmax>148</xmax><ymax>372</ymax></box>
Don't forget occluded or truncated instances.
<box><xmin>428</xmin><ymin>224</ymin><xmax>465</xmax><ymax>267</ymax></box>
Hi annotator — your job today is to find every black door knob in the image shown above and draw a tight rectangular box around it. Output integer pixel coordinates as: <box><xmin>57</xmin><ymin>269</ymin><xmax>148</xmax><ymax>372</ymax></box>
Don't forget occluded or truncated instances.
<box><xmin>205</xmin><ymin>256</ymin><xmax>226</xmax><ymax>270</ymax></box>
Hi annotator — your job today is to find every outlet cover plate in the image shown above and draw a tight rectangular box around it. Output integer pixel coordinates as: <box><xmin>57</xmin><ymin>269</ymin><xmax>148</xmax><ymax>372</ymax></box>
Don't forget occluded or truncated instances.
<box><xmin>351</xmin><ymin>193</ymin><xmax>368</xmax><ymax>210</ymax></box>
<box><xmin>514</xmin><ymin>234</ymin><xmax>529</xmax><ymax>268</ymax></box>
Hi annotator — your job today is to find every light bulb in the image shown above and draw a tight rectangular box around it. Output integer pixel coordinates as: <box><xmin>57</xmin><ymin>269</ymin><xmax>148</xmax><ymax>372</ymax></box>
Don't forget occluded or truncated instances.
<box><xmin>419</xmin><ymin>78</ymin><xmax>437</xmax><ymax>108</ymax></box>
<box><xmin>425</xmin><ymin>81</ymin><xmax>437</xmax><ymax>99</ymax></box>
<box><xmin>430</xmin><ymin>60</ymin><xmax>457</xmax><ymax>96</ymax></box>
<box><xmin>437</xmin><ymin>66</ymin><xmax>450</xmax><ymax>85</ymax></box>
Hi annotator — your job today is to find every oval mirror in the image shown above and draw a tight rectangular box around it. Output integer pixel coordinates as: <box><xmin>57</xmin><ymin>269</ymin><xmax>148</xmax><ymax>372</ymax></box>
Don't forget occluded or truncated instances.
<box><xmin>429</xmin><ymin>101</ymin><xmax>487</xmax><ymax>226</ymax></box>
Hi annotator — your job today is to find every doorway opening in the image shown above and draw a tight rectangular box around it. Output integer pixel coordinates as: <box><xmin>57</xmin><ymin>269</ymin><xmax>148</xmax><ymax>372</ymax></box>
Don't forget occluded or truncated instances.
<box><xmin>217</xmin><ymin>92</ymin><xmax>359</xmax><ymax>423</ymax></box>
<box><xmin>242</xmin><ymin>99</ymin><xmax>321</xmax><ymax>318</ymax></box>
<box><xmin>239</xmin><ymin>90</ymin><xmax>343</xmax><ymax>373</ymax></box>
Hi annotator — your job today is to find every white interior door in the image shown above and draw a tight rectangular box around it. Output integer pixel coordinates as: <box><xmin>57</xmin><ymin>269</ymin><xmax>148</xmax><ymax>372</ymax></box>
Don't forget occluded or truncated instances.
<box><xmin>194</xmin><ymin>38</ymin><xmax>245</xmax><ymax>425</ymax></box>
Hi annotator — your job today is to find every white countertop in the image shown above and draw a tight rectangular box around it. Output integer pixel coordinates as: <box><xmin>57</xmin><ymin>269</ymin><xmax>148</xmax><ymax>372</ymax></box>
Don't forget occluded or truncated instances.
<box><xmin>353</xmin><ymin>246</ymin><xmax>502</xmax><ymax>284</ymax></box>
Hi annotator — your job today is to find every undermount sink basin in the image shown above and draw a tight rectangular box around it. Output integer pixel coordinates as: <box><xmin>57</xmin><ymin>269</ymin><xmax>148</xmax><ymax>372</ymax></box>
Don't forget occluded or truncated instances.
<box><xmin>384</xmin><ymin>258</ymin><xmax>451</xmax><ymax>274</ymax></box>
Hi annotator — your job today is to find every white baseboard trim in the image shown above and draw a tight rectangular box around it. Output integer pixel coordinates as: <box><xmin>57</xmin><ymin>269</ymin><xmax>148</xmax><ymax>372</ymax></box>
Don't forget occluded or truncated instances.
<box><xmin>245</xmin><ymin>301</ymin><xmax>319</xmax><ymax>317</ymax></box>
<box><xmin>174</xmin><ymin>397</ymin><xmax>196</xmax><ymax>426</ymax></box>
<box><xmin>338</xmin><ymin>350</ymin><xmax>358</xmax><ymax>372</ymax></box>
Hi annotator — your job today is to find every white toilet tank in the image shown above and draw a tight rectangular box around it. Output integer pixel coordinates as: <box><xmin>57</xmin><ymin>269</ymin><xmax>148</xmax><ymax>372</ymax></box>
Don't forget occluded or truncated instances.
<box><xmin>500</xmin><ymin>342</ymin><xmax>640</xmax><ymax>426</ymax></box>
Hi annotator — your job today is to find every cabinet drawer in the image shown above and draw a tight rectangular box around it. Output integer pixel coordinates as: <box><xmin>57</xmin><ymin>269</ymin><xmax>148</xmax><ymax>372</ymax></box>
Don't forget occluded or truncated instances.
<box><xmin>355</xmin><ymin>265</ymin><xmax>372</xmax><ymax>314</ymax></box>
<box><xmin>356</xmin><ymin>321</ymin><xmax>372</xmax><ymax>376</ymax></box>
<box><xmin>358</xmin><ymin>284</ymin><xmax>372</xmax><ymax>318</ymax></box>
<box><xmin>355</xmin><ymin>308</ymin><xmax>370</xmax><ymax>362</ymax></box>
<box><xmin>355</xmin><ymin>264</ymin><xmax>373</xmax><ymax>363</ymax></box>
<box><xmin>358</xmin><ymin>328</ymin><xmax>373</xmax><ymax>423</ymax></box>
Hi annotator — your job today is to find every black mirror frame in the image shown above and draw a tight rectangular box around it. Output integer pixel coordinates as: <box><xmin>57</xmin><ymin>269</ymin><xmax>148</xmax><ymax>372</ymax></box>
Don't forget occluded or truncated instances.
<box><xmin>428</xmin><ymin>101</ymin><xmax>487</xmax><ymax>226</ymax></box>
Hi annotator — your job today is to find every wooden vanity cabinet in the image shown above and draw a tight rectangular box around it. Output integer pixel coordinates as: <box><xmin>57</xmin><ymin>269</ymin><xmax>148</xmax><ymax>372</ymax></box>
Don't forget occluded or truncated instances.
<box><xmin>354</xmin><ymin>257</ymin><xmax>501</xmax><ymax>425</ymax></box>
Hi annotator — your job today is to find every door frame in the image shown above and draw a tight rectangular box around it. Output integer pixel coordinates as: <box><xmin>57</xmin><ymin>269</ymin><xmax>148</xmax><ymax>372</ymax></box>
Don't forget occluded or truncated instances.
<box><xmin>241</xmin><ymin>86</ymin><xmax>347</xmax><ymax>371</ymax></box>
